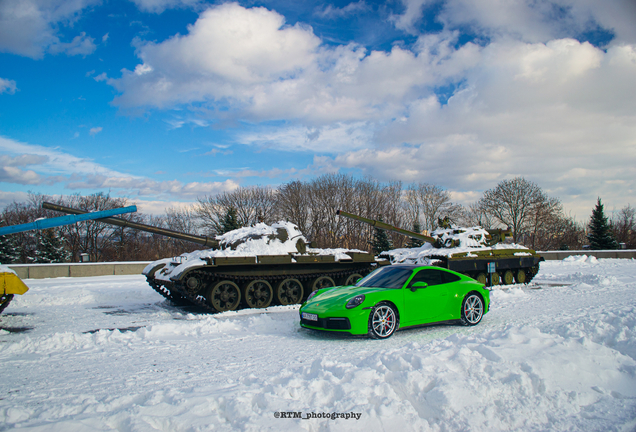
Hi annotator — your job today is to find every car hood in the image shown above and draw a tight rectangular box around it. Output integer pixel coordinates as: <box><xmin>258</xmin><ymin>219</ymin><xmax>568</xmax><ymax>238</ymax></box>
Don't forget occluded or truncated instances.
<box><xmin>304</xmin><ymin>285</ymin><xmax>386</xmax><ymax>311</ymax></box>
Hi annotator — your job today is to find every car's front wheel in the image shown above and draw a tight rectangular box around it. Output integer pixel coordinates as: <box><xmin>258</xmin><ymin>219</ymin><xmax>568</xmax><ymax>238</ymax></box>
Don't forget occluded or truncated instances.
<box><xmin>368</xmin><ymin>302</ymin><xmax>399</xmax><ymax>339</ymax></box>
<box><xmin>460</xmin><ymin>293</ymin><xmax>484</xmax><ymax>326</ymax></box>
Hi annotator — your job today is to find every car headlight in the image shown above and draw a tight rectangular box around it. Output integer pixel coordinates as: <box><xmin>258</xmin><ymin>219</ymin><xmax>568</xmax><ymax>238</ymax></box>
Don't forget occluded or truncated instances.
<box><xmin>346</xmin><ymin>294</ymin><xmax>365</xmax><ymax>309</ymax></box>
<box><xmin>306</xmin><ymin>290</ymin><xmax>319</xmax><ymax>302</ymax></box>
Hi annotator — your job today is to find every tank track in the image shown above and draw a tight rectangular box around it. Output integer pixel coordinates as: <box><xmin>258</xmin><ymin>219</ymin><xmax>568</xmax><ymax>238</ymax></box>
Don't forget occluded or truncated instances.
<box><xmin>156</xmin><ymin>265</ymin><xmax>372</xmax><ymax>314</ymax></box>
<box><xmin>147</xmin><ymin>279</ymin><xmax>191</xmax><ymax>306</ymax></box>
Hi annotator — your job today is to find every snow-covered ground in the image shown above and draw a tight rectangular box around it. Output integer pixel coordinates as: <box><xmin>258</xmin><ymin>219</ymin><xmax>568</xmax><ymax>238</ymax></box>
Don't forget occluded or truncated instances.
<box><xmin>1</xmin><ymin>256</ymin><xmax>635</xmax><ymax>431</ymax></box>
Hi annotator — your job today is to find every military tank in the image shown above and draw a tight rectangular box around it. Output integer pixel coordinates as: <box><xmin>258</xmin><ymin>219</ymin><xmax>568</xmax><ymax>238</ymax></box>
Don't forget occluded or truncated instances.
<box><xmin>142</xmin><ymin>222</ymin><xmax>386</xmax><ymax>313</ymax></box>
<box><xmin>42</xmin><ymin>202</ymin><xmax>385</xmax><ymax>313</ymax></box>
<box><xmin>336</xmin><ymin>210</ymin><xmax>543</xmax><ymax>286</ymax></box>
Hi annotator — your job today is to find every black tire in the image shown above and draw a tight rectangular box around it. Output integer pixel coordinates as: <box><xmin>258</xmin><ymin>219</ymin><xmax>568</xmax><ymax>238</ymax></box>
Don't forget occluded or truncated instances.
<box><xmin>0</xmin><ymin>294</ymin><xmax>14</xmax><ymax>314</ymax></box>
<box><xmin>368</xmin><ymin>302</ymin><xmax>399</xmax><ymax>339</ymax></box>
<box><xmin>460</xmin><ymin>293</ymin><xmax>484</xmax><ymax>326</ymax></box>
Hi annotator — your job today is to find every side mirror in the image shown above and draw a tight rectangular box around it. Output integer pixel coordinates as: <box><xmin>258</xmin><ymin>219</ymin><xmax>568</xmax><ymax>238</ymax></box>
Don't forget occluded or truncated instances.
<box><xmin>410</xmin><ymin>281</ymin><xmax>428</xmax><ymax>292</ymax></box>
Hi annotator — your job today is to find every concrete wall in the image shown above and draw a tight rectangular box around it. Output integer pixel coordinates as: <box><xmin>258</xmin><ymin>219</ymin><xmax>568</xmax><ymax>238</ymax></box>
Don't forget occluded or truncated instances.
<box><xmin>6</xmin><ymin>250</ymin><xmax>636</xmax><ymax>279</ymax></box>
<box><xmin>538</xmin><ymin>250</ymin><xmax>636</xmax><ymax>260</ymax></box>
<box><xmin>7</xmin><ymin>262</ymin><xmax>151</xmax><ymax>279</ymax></box>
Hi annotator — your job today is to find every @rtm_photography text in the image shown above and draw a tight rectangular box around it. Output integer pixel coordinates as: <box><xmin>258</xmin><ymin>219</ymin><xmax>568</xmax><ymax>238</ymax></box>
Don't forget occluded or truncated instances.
<box><xmin>274</xmin><ymin>411</ymin><xmax>362</xmax><ymax>420</ymax></box>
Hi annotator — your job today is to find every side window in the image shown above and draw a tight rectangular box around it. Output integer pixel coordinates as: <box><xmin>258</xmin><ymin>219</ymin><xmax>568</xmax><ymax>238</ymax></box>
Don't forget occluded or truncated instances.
<box><xmin>442</xmin><ymin>271</ymin><xmax>461</xmax><ymax>284</ymax></box>
<box><xmin>409</xmin><ymin>269</ymin><xmax>444</xmax><ymax>286</ymax></box>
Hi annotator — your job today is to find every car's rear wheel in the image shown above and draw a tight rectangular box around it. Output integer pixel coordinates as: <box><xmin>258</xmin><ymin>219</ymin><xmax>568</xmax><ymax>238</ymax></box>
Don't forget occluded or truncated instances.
<box><xmin>460</xmin><ymin>293</ymin><xmax>484</xmax><ymax>326</ymax></box>
<box><xmin>368</xmin><ymin>302</ymin><xmax>399</xmax><ymax>339</ymax></box>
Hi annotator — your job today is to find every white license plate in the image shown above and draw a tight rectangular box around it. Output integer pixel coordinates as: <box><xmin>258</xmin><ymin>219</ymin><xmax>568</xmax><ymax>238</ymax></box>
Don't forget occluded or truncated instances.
<box><xmin>302</xmin><ymin>312</ymin><xmax>318</xmax><ymax>321</ymax></box>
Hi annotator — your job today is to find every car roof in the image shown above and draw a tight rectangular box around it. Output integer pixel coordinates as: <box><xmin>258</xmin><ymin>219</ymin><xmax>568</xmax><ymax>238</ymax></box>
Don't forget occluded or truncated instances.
<box><xmin>385</xmin><ymin>264</ymin><xmax>448</xmax><ymax>271</ymax></box>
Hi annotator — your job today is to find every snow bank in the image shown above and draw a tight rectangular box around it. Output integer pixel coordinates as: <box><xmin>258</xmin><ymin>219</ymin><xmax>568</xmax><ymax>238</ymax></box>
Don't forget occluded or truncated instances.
<box><xmin>1</xmin><ymin>260</ymin><xmax>635</xmax><ymax>431</ymax></box>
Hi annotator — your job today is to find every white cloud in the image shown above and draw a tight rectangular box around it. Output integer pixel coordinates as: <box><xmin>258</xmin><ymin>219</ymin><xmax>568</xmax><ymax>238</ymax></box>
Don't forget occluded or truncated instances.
<box><xmin>0</xmin><ymin>136</ymin><xmax>240</xmax><ymax>200</ymax></box>
<box><xmin>308</xmin><ymin>39</ymin><xmax>636</xmax><ymax>218</ymax></box>
<box><xmin>236</xmin><ymin>122</ymin><xmax>374</xmax><ymax>153</ymax></box>
<box><xmin>109</xmin><ymin>6</ymin><xmax>479</xmax><ymax>125</ymax></box>
<box><xmin>0</xmin><ymin>166</ymin><xmax>42</xmax><ymax>185</ymax></box>
<box><xmin>389</xmin><ymin>0</ymin><xmax>435</xmax><ymax>34</ymax></box>
<box><xmin>49</xmin><ymin>32</ymin><xmax>96</xmax><ymax>56</ymax></box>
<box><xmin>110</xmin><ymin>3</ymin><xmax>321</xmax><ymax>109</ymax></box>
<box><xmin>435</xmin><ymin>0</ymin><xmax>636</xmax><ymax>45</ymax></box>
<box><xmin>130</xmin><ymin>0</ymin><xmax>201</xmax><ymax>14</ymax></box>
<box><xmin>0</xmin><ymin>0</ymin><xmax>99</xmax><ymax>58</ymax></box>
<box><xmin>89</xmin><ymin>127</ymin><xmax>103</xmax><ymax>136</ymax></box>
<box><xmin>315</xmin><ymin>1</ymin><xmax>369</xmax><ymax>19</ymax></box>
<box><xmin>0</xmin><ymin>191</ymin><xmax>30</xmax><ymax>210</ymax></box>
<box><xmin>0</xmin><ymin>78</ymin><xmax>17</xmax><ymax>94</ymax></box>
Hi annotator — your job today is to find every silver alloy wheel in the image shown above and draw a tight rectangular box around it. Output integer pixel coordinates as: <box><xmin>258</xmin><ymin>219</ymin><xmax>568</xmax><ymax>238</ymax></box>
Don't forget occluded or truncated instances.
<box><xmin>371</xmin><ymin>304</ymin><xmax>397</xmax><ymax>338</ymax></box>
<box><xmin>462</xmin><ymin>294</ymin><xmax>484</xmax><ymax>325</ymax></box>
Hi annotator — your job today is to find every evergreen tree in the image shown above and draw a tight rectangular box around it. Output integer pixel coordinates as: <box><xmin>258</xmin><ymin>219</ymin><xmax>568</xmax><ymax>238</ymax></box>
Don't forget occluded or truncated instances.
<box><xmin>0</xmin><ymin>234</ymin><xmax>20</xmax><ymax>264</ymax></box>
<box><xmin>408</xmin><ymin>221</ymin><xmax>424</xmax><ymax>248</ymax></box>
<box><xmin>0</xmin><ymin>218</ymin><xmax>21</xmax><ymax>264</ymax></box>
<box><xmin>32</xmin><ymin>229</ymin><xmax>71</xmax><ymax>263</ymax></box>
<box><xmin>371</xmin><ymin>216</ymin><xmax>392</xmax><ymax>255</ymax></box>
<box><xmin>587</xmin><ymin>198</ymin><xmax>618</xmax><ymax>250</ymax></box>
<box><xmin>221</xmin><ymin>207</ymin><xmax>240</xmax><ymax>234</ymax></box>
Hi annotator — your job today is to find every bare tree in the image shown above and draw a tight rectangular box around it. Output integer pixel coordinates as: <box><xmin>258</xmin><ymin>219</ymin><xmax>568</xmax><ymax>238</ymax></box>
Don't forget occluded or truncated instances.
<box><xmin>403</xmin><ymin>183</ymin><xmax>463</xmax><ymax>232</ymax></box>
<box><xmin>275</xmin><ymin>180</ymin><xmax>311</xmax><ymax>234</ymax></box>
<box><xmin>613</xmin><ymin>204</ymin><xmax>635</xmax><ymax>248</ymax></box>
<box><xmin>196</xmin><ymin>186</ymin><xmax>278</xmax><ymax>236</ymax></box>
<box><xmin>479</xmin><ymin>177</ymin><xmax>547</xmax><ymax>243</ymax></box>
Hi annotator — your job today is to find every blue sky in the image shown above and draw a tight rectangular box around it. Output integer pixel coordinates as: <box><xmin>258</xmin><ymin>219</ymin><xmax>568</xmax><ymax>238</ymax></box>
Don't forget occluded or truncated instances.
<box><xmin>1</xmin><ymin>0</ymin><xmax>635</xmax><ymax>218</ymax></box>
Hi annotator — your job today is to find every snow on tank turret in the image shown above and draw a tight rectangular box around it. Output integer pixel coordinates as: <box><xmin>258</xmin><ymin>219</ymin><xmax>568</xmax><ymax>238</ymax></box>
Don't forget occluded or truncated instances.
<box><xmin>337</xmin><ymin>210</ymin><xmax>543</xmax><ymax>286</ymax></box>
<box><xmin>143</xmin><ymin>221</ymin><xmax>385</xmax><ymax>313</ymax></box>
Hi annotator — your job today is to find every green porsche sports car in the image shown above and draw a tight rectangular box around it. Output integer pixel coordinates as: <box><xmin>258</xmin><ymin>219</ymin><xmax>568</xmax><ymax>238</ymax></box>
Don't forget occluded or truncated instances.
<box><xmin>299</xmin><ymin>264</ymin><xmax>490</xmax><ymax>339</ymax></box>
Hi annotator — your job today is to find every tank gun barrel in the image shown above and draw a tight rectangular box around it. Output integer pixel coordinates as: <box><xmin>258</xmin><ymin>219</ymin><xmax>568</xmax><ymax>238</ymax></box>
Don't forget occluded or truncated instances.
<box><xmin>336</xmin><ymin>210</ymin><xmax>437</xmax><ymax>244</ymax></box>
<box><xmin>42</xmin><ymin>202</ymin><xmax>219</xmax><ymax>248</ymax></box>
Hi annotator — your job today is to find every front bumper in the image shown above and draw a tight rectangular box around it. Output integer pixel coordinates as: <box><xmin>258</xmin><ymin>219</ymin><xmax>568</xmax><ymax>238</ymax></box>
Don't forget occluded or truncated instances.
<box><xmin>299</xmin><ymin>307</ymin><xmax>370</xmax><ymax>335</ymax></box>
<box><xmin>300</xmin><ymin>316</ymin><xmax>351</xmax><ymax>330</ymax></box>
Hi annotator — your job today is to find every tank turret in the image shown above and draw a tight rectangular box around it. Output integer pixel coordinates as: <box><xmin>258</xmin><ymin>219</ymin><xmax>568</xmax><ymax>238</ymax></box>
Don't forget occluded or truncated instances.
<box><xmin>336</xmin><ymin>210</ymin><xmax>543</xmax><ymax>286</ymax></box>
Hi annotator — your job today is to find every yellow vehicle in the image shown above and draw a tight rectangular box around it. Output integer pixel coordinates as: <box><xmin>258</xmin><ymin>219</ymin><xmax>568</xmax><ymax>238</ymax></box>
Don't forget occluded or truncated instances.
<box><xmin>0</xmin><ymin>266</ymin><xmax>29</xmax><ymax>314</ymax></box>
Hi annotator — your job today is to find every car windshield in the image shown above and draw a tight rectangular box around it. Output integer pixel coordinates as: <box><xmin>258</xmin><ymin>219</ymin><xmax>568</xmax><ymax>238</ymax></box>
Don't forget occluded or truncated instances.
<box><xmin>355</xmin><ymin>266</ymin><xmax>413</xmax><ymax>289</ymax></box>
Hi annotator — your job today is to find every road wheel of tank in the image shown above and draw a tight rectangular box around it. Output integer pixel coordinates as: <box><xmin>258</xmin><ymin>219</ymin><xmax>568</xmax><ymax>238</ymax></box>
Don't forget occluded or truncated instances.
<box><xmin>502</xmin><ymin>270</ymin><xmax>514</xmax><ymax>285</ymax></box>
<box><xmin>490</xmin><ymin>272</ymin><xmax>500</xmax><ymax>286</ymax></box>
<box><xmin>185</xmin><ymin>274</ymin><xmax>204</xmax><ymax>295</ymax></box>
<box><xmin>243</xmin><ymin>280</ymin><xmax>273</xmax><ymax>309</ymax></box>
<box><xmin>276</xmin><ymin>278</ymin><xmax>304</xmax><ymax>305</ymax></box>
<box><xmin>0</xmin><ymin>294</ymin><xmax>14</xmax><ymax>314</ymax></box>
<box><xmin>475</xmin><ymin>273</ymin><xmax>487</xmax><ymax>285</ymax></box>
<box><xmin>208</xmin><ymin>280</ymin><xmax>241</xmax><ymax>312</ymax></box>
<box><xmin>344</xmin><ymin>273</ymin><xmax>363</xmax><ymax>286</ymax></box>
<box><xmin>515</xmin><ymin>269</ymin><xmax>527</xmax><ymax>284</ymax></box>
<box><xmin>309</xmin><ymin>276</ymin><xmax>335</xmax><ymax>293</ymax></box>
